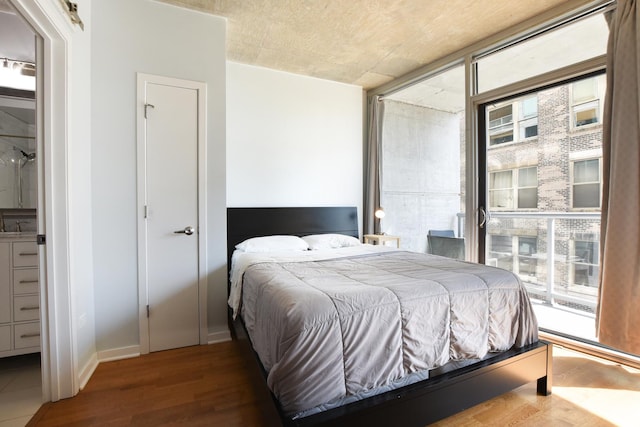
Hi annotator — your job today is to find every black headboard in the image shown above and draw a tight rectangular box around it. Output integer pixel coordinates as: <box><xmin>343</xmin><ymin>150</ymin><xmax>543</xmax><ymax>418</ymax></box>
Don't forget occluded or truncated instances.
<box><xmin>226</xmin><ymin>206</ymin><xmax>359</xmax><ymax>270</ymax></box>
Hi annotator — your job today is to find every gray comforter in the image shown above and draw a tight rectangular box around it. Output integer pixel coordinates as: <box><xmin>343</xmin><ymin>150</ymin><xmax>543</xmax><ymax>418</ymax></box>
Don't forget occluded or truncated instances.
<box><xmin>238</xmin><ymin>249</ymin><xmax>539</xmax><ymax>416</ymax></box>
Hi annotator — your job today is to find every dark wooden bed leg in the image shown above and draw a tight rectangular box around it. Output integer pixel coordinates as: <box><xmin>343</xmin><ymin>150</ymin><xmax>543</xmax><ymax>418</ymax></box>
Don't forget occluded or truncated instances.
<box><xmin>536</xmin><ymin>342</ymin><xmax>552</xmax><ymax>396</ymax></box>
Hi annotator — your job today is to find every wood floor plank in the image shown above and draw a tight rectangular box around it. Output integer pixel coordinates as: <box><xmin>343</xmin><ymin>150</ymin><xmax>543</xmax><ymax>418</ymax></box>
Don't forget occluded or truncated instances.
<box><xmin>27</xmin><ymin>342</ymin><xmax>640</xmax><ymax>426</ymax></box>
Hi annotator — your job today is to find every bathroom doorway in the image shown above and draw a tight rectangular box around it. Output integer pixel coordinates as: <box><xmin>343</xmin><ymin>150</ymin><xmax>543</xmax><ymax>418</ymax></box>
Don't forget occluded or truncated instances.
<box><xmin>0</xmin><ymin>0</ymin><xmax>42</xmax><ymax>424</ymax></box>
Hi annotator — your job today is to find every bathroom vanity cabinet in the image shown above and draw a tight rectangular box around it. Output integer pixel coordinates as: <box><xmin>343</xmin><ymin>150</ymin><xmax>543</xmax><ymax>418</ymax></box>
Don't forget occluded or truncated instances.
<box><xmin>0</xmin><ymin>234</ymin><xmax>40</xmax><ymax>357</ymax></box>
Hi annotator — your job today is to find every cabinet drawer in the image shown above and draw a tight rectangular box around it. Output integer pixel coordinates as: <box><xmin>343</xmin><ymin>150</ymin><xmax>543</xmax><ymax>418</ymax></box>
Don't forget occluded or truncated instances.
<box><xmin>14</xmin><ymin>295</ymin><xmax>40</xmax><ymax>322</ymax></box>
<box><xmin>0</xmin><ymin>243</ymin><xmax>9</xmax><ymax>324</ymax></box>
<box><xmin>0</xmin><ymin>325</ymin><xmax>10</xmax><ymax>352</ymax></box>
<box><xmin>14</xmin><ymin>322</ymin><xmax>40</xmax><ymax>349</ymax></box>
<box><xmin>13</xmin><ymin>268</ymin><xmax>39</xmax><ymax>295</ymax></box>
<box><xmin>13</xmin><ymin>241</ymin><xmax>38</xmax><ymax>268</ymax></box>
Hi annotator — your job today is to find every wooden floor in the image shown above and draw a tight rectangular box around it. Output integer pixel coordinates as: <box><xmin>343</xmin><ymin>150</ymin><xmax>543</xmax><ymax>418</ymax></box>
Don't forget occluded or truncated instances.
<box><xmin>27</xmin><ymin>342</ymin><xmax>640</xmax><ymax>427</ymax></box>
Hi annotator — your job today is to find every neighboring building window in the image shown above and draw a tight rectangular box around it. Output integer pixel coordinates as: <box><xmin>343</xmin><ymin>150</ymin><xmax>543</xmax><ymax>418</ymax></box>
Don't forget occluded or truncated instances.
<box><xmin>573</xmin><ymin>237</ymin><xmax>599</xmax><ymax>287</ymax></box>
<box><xmin>517</xmin><ymin>166</ymin><xmax>538</xmax><ymax>209</ymax></box>
<box><xmin>488</xmin><ymin>234</ymin><xmax>512</xmax><ymax>271</ymax></box>
<box><xmin>518</xmin><ymin>236</ymin><xmax>537</xmax><ymax>276</ymax></box>
<box><xmin>572</xmin><ymin>159</ymin><xmax>600</xmax><ymax>208</ymax></box>
<box><xmin>489</xmin><ymin>170</ymin><xmax>513</xmax><ymax>208</ymax></box>
<box><xmin>488</xmin><ymin>234</ymin><xmax>537</xmax><ymax>276</ymax></box>
<box><xmin>519</xmin><ymin>96</ymin><xmax>538</xmax><ymax>139</ymax></box>
<box><xmin>489</xmin><ymin>166</ymin><xmax>538</xmax><ymax>209</ymax></box>
<box><xmin>572</xmin><ymin>76</ymin><xmax>601</xmax><ymax>128</ymax></box>
<box><xmin>488</xmin><ymin>105</ymin><xmax>513</xmax><ymax>146</ymax></box>
<box><xmin>488</xmin><ymin>96</ymin><xmax>538</xmax><ymax>146</ymax></box>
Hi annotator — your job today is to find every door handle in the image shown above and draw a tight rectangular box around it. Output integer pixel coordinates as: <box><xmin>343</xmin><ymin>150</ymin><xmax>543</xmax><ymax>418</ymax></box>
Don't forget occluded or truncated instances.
<box><xmin>174</xmin><ymin>226</ymin><xmax>195</xmax><ymax>235</ymax></box>
<box><xmin>479</xmin><ymin>207</ymin><xmax>487</xmax><ymax>229</ymax></box>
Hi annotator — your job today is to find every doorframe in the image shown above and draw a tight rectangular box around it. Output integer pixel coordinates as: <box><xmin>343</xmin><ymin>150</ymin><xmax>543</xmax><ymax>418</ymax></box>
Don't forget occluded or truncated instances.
<box><xmin>11</xmin><ymin>0</ymin><xmax>78</xmax><ymax>401</ymax></box>
<box><xmin>136</xmin><ymin>73</ymin><xmax>208</xmax><ymax>354</ymax></box>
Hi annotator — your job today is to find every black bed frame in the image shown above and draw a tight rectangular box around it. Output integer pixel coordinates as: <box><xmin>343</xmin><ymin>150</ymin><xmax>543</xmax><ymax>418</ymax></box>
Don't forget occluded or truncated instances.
<box><xmin>227</xmin><ymin>207</ymin><xmax>552</xmax><ymax>427</ymax></box>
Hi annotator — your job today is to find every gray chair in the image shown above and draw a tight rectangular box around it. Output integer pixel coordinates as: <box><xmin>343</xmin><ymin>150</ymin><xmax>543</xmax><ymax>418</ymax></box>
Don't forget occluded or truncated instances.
<box><xmin>427</xmin><ymin>235</ymin><xmax>465</xmax><ymax>260</ymax></box>
<box><xmin>428</xmin><ymin>229</ymin><xmax>455</xmax><ymax>238</ymax></box>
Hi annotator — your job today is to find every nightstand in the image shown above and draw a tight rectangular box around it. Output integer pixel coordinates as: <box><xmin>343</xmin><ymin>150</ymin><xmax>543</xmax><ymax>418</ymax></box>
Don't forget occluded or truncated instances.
<box><xmin>363</xmin><ymin>234</ymin><xmax>400</xmax><ymax>248</ymax></box>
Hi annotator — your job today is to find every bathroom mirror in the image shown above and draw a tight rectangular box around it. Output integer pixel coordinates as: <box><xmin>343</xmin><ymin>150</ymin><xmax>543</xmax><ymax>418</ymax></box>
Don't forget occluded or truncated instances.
<box><xmin>0</xmin><ymin>94</ymin><xmax>36</xmax><ymax>209</ymax></box>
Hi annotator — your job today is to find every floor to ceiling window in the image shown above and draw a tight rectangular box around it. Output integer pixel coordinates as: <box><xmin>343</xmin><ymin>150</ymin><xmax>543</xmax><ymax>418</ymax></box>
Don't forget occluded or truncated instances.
<box><xmin>379</xmin><ymin>64</ymin><xmax>465</xmax><ymax>254</ymax></box>
<box><xmin>481</xmin><ymin>73</ymin><xmax>605</xmax><ymax>342</ymax></box>
<box><xmin>474</xmin><ymin>8</ymin><xmax>609</xmax><ymax>344</ymax></box>
<box><xmin>369</xmin><ymin>1</ymin><xmax>634</xmax><ymax>358</ymax></box>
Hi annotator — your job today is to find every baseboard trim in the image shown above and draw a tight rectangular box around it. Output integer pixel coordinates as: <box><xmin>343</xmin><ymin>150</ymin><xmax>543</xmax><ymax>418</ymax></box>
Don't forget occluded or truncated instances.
<box><xmin>208</xmin><ymin>330</ymin><xmax>231</xmax><ymax>344</ymax></box>
<box><xmin>78</xmin><ymin>353</ymin><xmax>98</xmax><ymax>390</ymax></box>
<box><xmin>97</xmin><ymin>345</ymin><xmax>141</xmax><ymax>363</ymax></box>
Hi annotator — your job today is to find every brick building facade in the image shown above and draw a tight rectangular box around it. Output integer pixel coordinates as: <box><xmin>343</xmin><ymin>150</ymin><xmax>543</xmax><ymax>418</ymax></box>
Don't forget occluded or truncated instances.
<box><xmin>486</xmin><ymin>74</ymin><xmax>604</xmax><ymax>311</ymax></box>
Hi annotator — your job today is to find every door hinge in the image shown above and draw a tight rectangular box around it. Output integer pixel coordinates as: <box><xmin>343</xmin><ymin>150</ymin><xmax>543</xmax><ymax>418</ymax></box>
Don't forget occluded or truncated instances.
<box><xmin>144</xmin><ymin>205</ymin><xmax>148</xmax><ymax>219</ymax></box>
<box><xmin>36</xmin><ymin>234</ymin><xmax>46</xmax><ymax>245</ymax></box>
<box><xmin>146</xmin><ymin>305</ymin><xmax>150</xmax><ymax>318</ymax></box>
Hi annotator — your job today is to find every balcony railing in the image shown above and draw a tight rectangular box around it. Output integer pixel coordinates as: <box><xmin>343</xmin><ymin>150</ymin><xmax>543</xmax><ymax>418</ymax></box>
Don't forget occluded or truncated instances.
<box><xmin>459</xmin><ymin>211</ymin><xmax>601</xmax><ymax>313</ymax></box>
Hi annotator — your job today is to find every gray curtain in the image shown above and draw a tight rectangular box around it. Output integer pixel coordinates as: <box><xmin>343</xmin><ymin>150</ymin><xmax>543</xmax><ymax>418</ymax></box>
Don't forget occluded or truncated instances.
<box><xmin>597</xmin><ymin>0</ymin><xmax>640</xmax><ymax>356</ymax></box>
<box><xmin>364</xmin><ymin>96</ymin><xmax>384</xmax><ymax>235</ymax></box>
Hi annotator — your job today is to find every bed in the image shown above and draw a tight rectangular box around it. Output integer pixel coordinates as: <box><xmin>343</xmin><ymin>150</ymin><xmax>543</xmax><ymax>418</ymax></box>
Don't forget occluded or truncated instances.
<box><xmin>227</xmin><ymin>206</ymin><xmax>552</xmax><ymax>426</ymax></box>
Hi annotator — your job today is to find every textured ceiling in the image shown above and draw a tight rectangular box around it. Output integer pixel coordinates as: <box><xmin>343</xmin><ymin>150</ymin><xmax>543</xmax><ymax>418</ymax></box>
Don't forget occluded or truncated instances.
<box><xmin>158</xmin><ymin>0</ymin><xmax>585</xmax><ymax>89</ymax></box>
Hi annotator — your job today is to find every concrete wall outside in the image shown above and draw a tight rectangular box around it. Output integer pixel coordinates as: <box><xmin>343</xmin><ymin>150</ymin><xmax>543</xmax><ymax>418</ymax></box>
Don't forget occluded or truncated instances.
<box><xmin>381</xmin><ymin>100</ymin><xmax>463</xmax><ymax>252</ymax></box>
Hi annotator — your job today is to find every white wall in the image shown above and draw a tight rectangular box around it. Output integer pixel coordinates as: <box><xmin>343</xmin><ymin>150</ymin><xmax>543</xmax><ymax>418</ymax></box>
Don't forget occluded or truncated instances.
<box><xmin>227</xmin><ymin>62</ymin><xmax>363</xmax><ymax>222</ymax></box>
<box><xmin>69</xmin><ymin>0</ymin><xmax>96</xmax><ymax>378</ymax></box>
<box><xmin>91</xmin><ymin>0</ymin><xmax>227</xmax><ymax>352</ymax></box>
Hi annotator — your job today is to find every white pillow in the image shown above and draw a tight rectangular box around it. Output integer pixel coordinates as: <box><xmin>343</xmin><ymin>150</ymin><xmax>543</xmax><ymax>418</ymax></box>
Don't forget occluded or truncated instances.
<box><xmin>235</xmin><ymin>235</ymin><xmax>309</xmax><ymax>253</ymax></box>
<box><xmin>302</xmin><ymin>233</ymin><xmax>362</xmax><ymax>250</ymax></box>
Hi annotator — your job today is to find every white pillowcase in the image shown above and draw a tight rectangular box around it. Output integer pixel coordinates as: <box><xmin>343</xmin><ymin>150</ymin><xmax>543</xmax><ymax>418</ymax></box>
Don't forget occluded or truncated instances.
<box><xmin>302</xmin><ymin>233</ymin><xmax>362</xmax><ymax>250</ymax></box>
<box><xmin>235</xmin><ymin>235</ymin><xmax>309</xmax><ymax>253</ymax></box>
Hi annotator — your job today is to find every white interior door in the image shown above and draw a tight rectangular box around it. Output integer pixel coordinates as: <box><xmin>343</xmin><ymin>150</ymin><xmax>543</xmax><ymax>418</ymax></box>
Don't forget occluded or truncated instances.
<box><xmin>138</xmin><ymin>76</ymin><xmax>201</xmax><ymax>352</ymax></box>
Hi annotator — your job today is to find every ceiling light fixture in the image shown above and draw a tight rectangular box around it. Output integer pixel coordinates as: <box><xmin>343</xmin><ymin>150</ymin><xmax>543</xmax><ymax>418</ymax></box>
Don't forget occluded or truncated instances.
<box><xmin>0</xmin><ymin>57</ymin><xmax>36</xmax><ymax>91</ymax></box>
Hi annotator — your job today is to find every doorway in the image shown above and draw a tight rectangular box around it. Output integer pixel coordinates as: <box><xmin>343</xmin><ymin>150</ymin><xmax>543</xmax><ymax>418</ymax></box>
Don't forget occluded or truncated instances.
<box><xmin>0</xmin><ymin>1</ymin><xmax>42</xmax><ymax>423</ymax></box>
<box><xmin>478</xmin><ymin>73</ymin><xmax>605</xmax><ymax>343</ymax></box>
<box><xmin>136</xmin><ymin>73</ymin><xmax>208</xmax><ymax>354</ymax></box>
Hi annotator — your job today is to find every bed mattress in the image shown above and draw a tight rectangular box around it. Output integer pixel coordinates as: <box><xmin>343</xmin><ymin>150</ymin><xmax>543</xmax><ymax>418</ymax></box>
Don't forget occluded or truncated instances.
<box><xmin>230</xmin><ymin>247</ymin><xmax>539</xmax><ymax>416</ymax></box>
